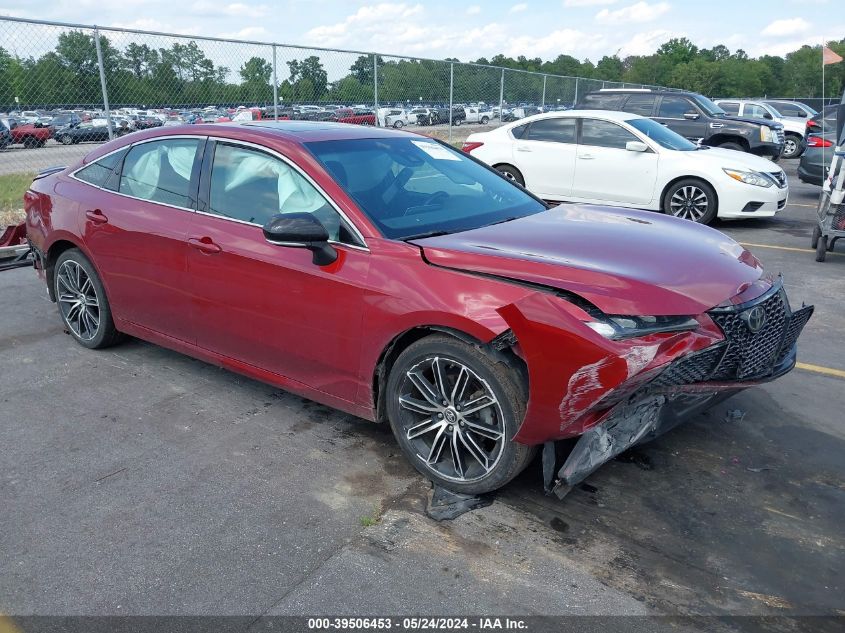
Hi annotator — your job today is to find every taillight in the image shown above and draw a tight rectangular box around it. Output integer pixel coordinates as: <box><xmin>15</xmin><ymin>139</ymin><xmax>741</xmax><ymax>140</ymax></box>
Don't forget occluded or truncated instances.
<box><xmin>807</xmin><ymin>136</ymin><xmax>832</xmax><ymax>147</ymax></box>
<box><xmin>807</xmin><ymin>120</ymin><xmax>819</xmax><ymax>131</ymax></box>
<box><xmin>461</xmin><ymin>141</ymin><xmax>484</xmax><ymax>153</ymax></box>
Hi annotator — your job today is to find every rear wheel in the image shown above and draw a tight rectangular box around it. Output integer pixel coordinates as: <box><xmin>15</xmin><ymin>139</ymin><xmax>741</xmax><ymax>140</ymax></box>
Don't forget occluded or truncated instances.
<box><xmin>23</xmin><ymin>136</ymin><xmax>39</xmax><ymax>149</ymax></box>
<box><xmin>811</xmin><ymin>225</ymin><xmax>821</xmax><ymax>249</ymax></box>
<box><xmin>494</xmin><ymin>163</ymin><xmax>525</xmax><ymax>187</ymax></box>
<box><xmin>816</xmin><ymin>235</ymin><xmax>828</xmax><ymax>262</ymax></box>
<box><xmin>60</xmin><ymin>134</ymin><xmax>73</xmax><ymax>145</ymax></box>
<box><xmin>393</xmin><ymin>120</ymin><xmax>404</xmax><ymax>129</ymax></box>
<box><xmin>481</xmin><ymin>116</ymin><xmax>489</xmax><ymax>124</ymax></box>
<box><xmin>386</xmin><ymin>335</ymin><xmax>535</xmax><ymax>495</ymax></box>
<box><xmin>663</xmin><ymin>178</ymin><xmax>718</xmax><ymax>224</ymax></box>
<box><xmin>54</xmin><ymin>249</ymin><xmax>124</xmax><ymax>349</ymax></box>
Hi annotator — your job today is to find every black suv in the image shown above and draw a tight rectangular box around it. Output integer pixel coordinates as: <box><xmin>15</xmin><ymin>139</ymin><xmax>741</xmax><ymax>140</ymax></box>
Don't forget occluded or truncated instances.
<box><xmin>576</xmin><ymin>90</ymin><xmax>784</xmax><ymax>159</ymax></box>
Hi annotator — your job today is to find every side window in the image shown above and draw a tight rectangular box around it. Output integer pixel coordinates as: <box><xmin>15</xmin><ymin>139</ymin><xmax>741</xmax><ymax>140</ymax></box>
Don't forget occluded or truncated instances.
<box><xmin>120</xmin><ymin>138</ymin><xmax>200</xmax><ymax>207</ymax></box>
<box><xmin>581</xmin><ymin>93</ymin><xmax>625</xmax><ymax>109</ymax></box>
<box><xmin>744</xmin><ymin>104</ymin><xmax>770</xmax><ymax>119</ymax></box>
<box><xmin>775</xmin><ymin>103</ymin><xmax>802</xmax><ymax>117</ymax></box>
<box><xmin>580</xmin><ymin>119</ymin><xmax>640</xmax><ymax>149</ymax></box>
<box><xmin>658</xmin><ymin>96</ymin><xmax>696</xmax><ymax>119</ymax></box>
<box><xmin>523</xmin><ymin>118</ymin><xmax>576</xmax><ymax>143</ymax></box>
<box><xmin>208</xmin><ymin>143</ymin><xmax>355</xmax><ymax>244</ymax></box>
<box><xmin>75</xmin><ymin>148</ymin><xmax>128</xmax><ymax>191</ymax></box>
<box><xmin>510</xmin><ymin>123</ymin><xmax>530</xmax><ymax>139</ymax></box>
<box><xmin>719</xmin><ymin>102</ymin><xmax>740</xmax><ymax>115</ymax></box>
<box><xmin>623</xmin><ymin>94</ymin><xmax>656</xmax><ymax>116</ymax></box>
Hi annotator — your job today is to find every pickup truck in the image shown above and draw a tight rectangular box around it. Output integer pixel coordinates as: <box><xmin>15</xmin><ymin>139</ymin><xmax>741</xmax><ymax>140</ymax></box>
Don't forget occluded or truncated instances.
<box><xmin>335</xmin><ymin>108</ymin><xmax>376</xmax><ymax>125</ymax></box>
<box><xmin>0</xmin><ymin>117</ymin><xmax>52</xmax><ymax>148</ymax></box>
<box><xmin>463</xmin><ymin>106</ymin><xmax>493</xmax><ymax>124</ymax></box>
<box><xmin>576</xmin><ymin>89</ymin><xmax>784</xmax><ymax>159</ymax></box>
<box><xmin>714</xmin><ymin>99</ymin><xmax>806</xmax><ymax>158</ymax></box>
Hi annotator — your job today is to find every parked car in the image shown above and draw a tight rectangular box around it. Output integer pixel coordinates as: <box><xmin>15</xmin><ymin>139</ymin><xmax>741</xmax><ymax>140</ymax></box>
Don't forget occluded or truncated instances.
<box><xmin>577</xmin><ymin>89</ymin><xmax>785</xmax><ymax>159</ymax></box>
<box><xmin>714</xmin><ymin>99</ymin><xmax>805</xmax><ymax>159</ymax></box>
<box><xmin>0</xmin><ymin>118</ymin><xmax>12</xmax><ymax>149</ymax></box>
<box><xmin>378</xmin><ymin>108</ymin><xmax>411</xmax><ymax>128</ymax></box>
<box><xmin>462</xmin><ymin>110</ymin><xmax>788</xmax><ymax>224</ymax></box>
<box><xmin>48</xmin><ymin>113</ymin><xmax>82</xmax><ymax>136</ymax></box>
<box><xmin>335</xmin><ymin>108</ymin><xmax>376</xmax><ymax>126</ymax></box>
<box><xmin>502</xmin><ymin>106</ymin><xmax>541</xmax><ymax>122</ymax></box>
<box><xmin>463</xmin><ymin>106</ymin><xmax>494</xmax><ymax>125</ymax></box>
<box><xmin>798</xmin><ymin>130</ymin><xmax>836</xmax><ymax>186</ymax></box>
<box><xmin>23</xmin><ymin>121</ymin><xmax>811</xmax><ymax>495</ymax></box>
<box><xmin>55</xmin><ymin>121</ymin><xmax>114</xmax><ymax>144</ymax></box>
<box><xmin>1</xmin><ymin>117</ymin><xmax>52</xmax><ymax>148</ymax></box>
<box><xmin>806</xmin><ymin>105</ymin><xmax>838</xmax><ymax>136</ymax></box>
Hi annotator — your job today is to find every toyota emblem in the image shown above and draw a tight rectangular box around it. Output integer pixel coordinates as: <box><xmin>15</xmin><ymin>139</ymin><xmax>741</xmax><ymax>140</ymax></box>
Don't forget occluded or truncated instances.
<box><xmin>741</xmin><ymin>306</ymin><xmax>767</xmax><ymax>333</ymax></box>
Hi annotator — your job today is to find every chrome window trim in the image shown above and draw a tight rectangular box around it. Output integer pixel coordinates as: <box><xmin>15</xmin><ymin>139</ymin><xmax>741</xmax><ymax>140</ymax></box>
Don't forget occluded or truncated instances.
<box><xmin>67</xmin><ymin>133</ymin><xmax>369</xmax><ymax>250</ymax></box>
<box><xmin>68</xmin><ymin>135</ymin><xmax>207</xmax><ymax>214</ymax></box>
<box><xmin>206</xmin><ymin>137</ymin><xmax>369</xmax><ymax>250</ymax></box>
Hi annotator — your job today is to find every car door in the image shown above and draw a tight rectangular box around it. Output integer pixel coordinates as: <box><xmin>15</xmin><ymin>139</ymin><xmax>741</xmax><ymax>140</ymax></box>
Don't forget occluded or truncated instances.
<box><xmin>187</xmin><ymin>139</ymin><xmax>369</xmax><ymax>401</ymax></box>
<box><xmin>511</xmin><ymin>117</ymin><xmax>578</xmax><ymax>198</ymax></box>
<box><xmin>78</xmin><ymin>136</ymin><xmax>204</xmax><ymax>343</ymax></box>
<box><xmin>654</xmin><ymin>95</ymin><xmax>707</xmax><ymax>142</ymax></box>
<box><xmin>571</xmin><ymin>118</ymin><xmax>658</xmax><ymax>205</ymax></box>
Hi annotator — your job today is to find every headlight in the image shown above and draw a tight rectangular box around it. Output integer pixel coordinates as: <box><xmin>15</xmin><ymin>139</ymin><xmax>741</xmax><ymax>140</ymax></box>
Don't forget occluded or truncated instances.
<box><xmin>723</xmin><ymin>168</ymin><xmax>773</xmax><ymax>188</ymax></box>
<box><xmin>760</xmin><ymin>125</ymin><xmax>774</xmax><ymax>142</ymax></box>
<box><xmin>585</xmin><ymin>315</ymin><xmax>699</xmax><ymax>340</ymax></box>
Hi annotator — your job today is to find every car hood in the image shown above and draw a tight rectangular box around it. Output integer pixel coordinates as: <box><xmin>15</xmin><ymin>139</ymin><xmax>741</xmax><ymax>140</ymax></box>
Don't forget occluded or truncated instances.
<box><xmin>688</xmin><ymin>146</ymin><xmax>783</xmax><ymax>173</ymax></box>
<box><xmin>411</xmin><ymin>205</ymin><xmax>765</xmax><ymax>316</ymax></box>
<box><xmin>720</xmin><ymin>114</ymin><xmax>784</xmax><ymax>129</ymax></box>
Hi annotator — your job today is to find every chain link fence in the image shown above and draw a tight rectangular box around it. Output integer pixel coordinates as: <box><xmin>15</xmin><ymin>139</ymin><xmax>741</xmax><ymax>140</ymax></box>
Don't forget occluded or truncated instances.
<box><xmin>0</xmin><ymin>15</ymin><xmax>670</xmax><ymax>181</ymax></box>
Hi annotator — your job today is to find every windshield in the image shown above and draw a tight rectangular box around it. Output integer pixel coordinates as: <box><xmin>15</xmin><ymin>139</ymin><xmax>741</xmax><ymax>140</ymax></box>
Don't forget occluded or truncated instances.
<box><xmin>627</xmin><ymin>118</ymin><xmax>698</xmax><ymax>151</ymax></box>
<box><xmin>690</xmin><ymin>95</ymin><xmax>726</xmax><ymax>117</ymax></box>
<box><xmin>306</xmin><ymin>137</ymin><xmax>545</xmax><ymax>240</ymax></box>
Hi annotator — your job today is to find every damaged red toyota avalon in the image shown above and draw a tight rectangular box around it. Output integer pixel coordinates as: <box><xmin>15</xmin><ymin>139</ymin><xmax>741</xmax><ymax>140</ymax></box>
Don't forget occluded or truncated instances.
<box><xmin>25</xmin><ymin>122</ymin><xmax>813</xmax><ymax>497</ymax></box>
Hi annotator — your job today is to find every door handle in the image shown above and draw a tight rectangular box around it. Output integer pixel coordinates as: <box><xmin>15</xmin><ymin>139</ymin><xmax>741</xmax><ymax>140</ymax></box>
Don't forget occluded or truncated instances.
<box><xmin>85</xmin><ymin>209</ymin><xmax>108</xmax><ymax>224</ymax></box>
<box><xmin>516</xmin><ymin>145</ymin><xmax>532</xmax><ymax>152</ymax></box>
<box><xmin>578</xmin><ymin>154</ymin><xmax>595</xmax><ymax>160</ymax></box>
<box><xmin>188</xmin><ymin>237</ymin><xmax>222</xmax><ymax>254</ymax></box>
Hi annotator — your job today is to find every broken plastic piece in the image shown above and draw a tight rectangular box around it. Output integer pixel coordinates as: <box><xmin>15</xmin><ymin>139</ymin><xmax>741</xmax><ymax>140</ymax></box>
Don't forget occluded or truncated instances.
<box><xmin>725</xmin><ymin>409</ymin><xmax>746</xmax><ymax>423</ymax></box>
<box><xmin>425</xmin><ymin>483</ymin><xmax>493</xmax><ymax>521</ymax></box>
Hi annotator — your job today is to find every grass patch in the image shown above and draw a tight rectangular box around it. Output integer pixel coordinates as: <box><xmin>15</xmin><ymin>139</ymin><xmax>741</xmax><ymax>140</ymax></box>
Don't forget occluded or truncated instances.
<box><xmin>0</xmin><ymin>173</ymin><xmax>34</xmax><ymax>226</ymax></box>
<box><xmin>359</xmin><ymin>504</ymin><xmax>382</xmax><ymax>527</ymax></box>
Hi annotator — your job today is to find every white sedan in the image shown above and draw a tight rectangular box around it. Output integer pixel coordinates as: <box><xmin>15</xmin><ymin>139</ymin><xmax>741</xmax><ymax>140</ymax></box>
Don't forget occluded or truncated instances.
<box><xmin>462</xmin><ymin>110</ymin><xmax>788</xmax><ymax>224</ymax></box>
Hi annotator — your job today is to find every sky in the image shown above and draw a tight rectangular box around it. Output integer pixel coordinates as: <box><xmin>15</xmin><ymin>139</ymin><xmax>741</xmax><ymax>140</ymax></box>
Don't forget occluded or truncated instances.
<box><xmin>0</xmin><ymin>0</ymin><xmax>843</xmax><ymax>62</ymax></box>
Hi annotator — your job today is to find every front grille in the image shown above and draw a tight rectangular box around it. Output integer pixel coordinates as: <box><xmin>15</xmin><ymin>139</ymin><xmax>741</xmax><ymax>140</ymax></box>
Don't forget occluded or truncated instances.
<box><xmin>775</xmin><ymin>129</ymin><xmax>785</xmax><ymax>145</ymax></box>
<box><xmin>768</xmin><ymin>171</ymin><xmax>787</xmax><ymax>188</ymax></box>
<box><xmin>648</xmin><ymin>281</ymin><xmax>812</xmax><ymax>390</ymax></box>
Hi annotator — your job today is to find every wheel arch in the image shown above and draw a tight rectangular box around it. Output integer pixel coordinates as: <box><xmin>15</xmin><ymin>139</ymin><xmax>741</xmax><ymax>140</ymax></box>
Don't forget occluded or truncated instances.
<box><xmin>659</xmin><ymin>174</ymin><xmax>719</xmax><ymax>214</ymax></box>
<box><xmin>708</xmin><ymin>134</ymin><xmax>749</xmax><ymax>151</ymax></box>
<box><xmin>371</xmin><ymin>324</ymin><xmax>527</xmax><ymax>425</ymax></box>
<box><xmin>44</xmin><ymin>237</ymin><xmax>93</xmax><ymax>302</ymax></box>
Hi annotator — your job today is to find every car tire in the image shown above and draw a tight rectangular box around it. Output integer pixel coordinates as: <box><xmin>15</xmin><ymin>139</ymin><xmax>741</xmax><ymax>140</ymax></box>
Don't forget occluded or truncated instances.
<box><xmin>717</xmin><ymin>141</ymin><xmax>744</xmax><ymax>152</ymax></box>
<box><xmin>60</xmin><ymin>134</ymin><xmax>73</xmax><ymax>145</ymax></box>
<box><xmin>782</xmin><ymin>134</ymin><xmax>803</xmax><ymax>159</ymax></box>
<box><xmin>815</xmin><ymin>235</ymin><xmax>827</xmax><ymax>262</ymax></box>
<box><xmin>811</xmin><ymin>225</ymin><xmax>821</xmax><ymax>249</ymax></box>
<box><xmin>386</xmin><ymin>334</ymin><xmax>535</xmax><ymax>495</ymax></box>
<box><xmin>393</xmin><ymin>121</ymin><xmax>404</xmax><ymax>129</ymax></box>
<box><xmin>54</xmin><ymin>249</ymin><xmax>124</xmax><ymax>350</ymax></box>
<box><xmin>481</xmin><ymin>116</ymin><xmax>489</xmax><ymax>125</ymax></box>
<box><xmin>494</xmin><ymin>164</ymin><xmax>525</xmax><ymax>187</ymax></box>
<box><xmin>663</xmin><ymin>178</ymin><xmax>718</xmax><ymax>224</ymax></box>
<box><xmin>454</xmin><ymin>118</ymin><xmax>461</xmax><ymax>126</ymax></box>
<box><xmin>23</xmin><ymin>136</ymin><xmax>38</xmax><ymax>149</ymax></box>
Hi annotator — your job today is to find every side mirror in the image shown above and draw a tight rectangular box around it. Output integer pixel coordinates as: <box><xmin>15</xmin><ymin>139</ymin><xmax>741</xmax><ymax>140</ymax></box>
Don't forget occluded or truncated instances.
<box><xmin>626</xmin><ymin>140</ymin><xmax>649</xmax><ymax>153</ymax></box>
<box><xmin>683</xmin><ymin>111</ymin><xmax>700</xmax><ymax>120</ymax></box>
<box><xmin>263</xmin><ymin>212</ymin><xmax>337</xmax><ymax>266</ymax></box>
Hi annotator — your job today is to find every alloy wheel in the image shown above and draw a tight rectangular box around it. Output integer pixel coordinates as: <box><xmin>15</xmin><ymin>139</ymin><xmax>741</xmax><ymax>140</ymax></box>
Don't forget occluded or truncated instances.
<box><xmin>397</xmin><ymin>356</ymin><xmax>505</xmax><ymax>483</ymax></box>
<box><xmin>56</xmin><ymin>260</ymin><xmax>100</xmax><ymax>341</ymax></box>
<box><xmin>669</xmin><ymin>185</ymin><xmax>709</xmax><ymax>221</ymax></box>
<box><xmin>783</xmin><ymin>137</ymin><xmax>797</xmax><ymax>158</ymax></box>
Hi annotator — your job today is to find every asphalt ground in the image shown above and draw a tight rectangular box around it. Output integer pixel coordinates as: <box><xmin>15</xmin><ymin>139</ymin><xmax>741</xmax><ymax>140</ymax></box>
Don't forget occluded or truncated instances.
<box><xmin>0</xmin><ymin>158</ymin><xmax>843</xmax><ymax>632</ymax></box>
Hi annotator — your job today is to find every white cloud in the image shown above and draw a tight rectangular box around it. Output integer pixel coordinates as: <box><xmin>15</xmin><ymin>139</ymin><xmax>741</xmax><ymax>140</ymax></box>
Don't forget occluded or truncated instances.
<box><xmin>466</xmin><ymin>5</ymin><xmax>481</xmax><ymax>14</ymax></box>
<box><xmin>563</xmin><ymin>0</ymin><xmax>616</xmax><ymax>6</ymax></box>
<box><xmin>306</xmin><ymin>3</ymin><xmax>425</xmax><ymax>47</ymax></box>
<box><xmin>190</xmin><ymin>1</ymin><xmax>270</xmax><ymax>18</ymax></box>
<box><xmin>761</xmin><ymin>18</ymin><xmax>811</xmax><ymax>37</ymax></box>
<box><xmin>510</xmin><ymin>3</ymin><xmax>528</xmax><ymax>12</ymax></box>
<box><xmin>505</xmin><ymin>28</ymin><xmax>607</xmax><ymax>58</ymax></box>
<box><xmin>618</xmin><ymin>28</ymin><xmax>681</xmax><ymax>56</ymax></box>
<box><xmin>595</xmin><ymin>1</ymin><xmax>670</xmax><ymax>24</ymax></box>
<box><xmin>218</xmin><ymin>26</ymin><xmax>268</xmax><ymax>39</ymax></box>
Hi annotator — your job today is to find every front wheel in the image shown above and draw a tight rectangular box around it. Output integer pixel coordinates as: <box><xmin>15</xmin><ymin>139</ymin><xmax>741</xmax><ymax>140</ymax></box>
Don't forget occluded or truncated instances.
<box><xmin>393</xmin><ymin>120</ymin><xmax>404</xmax><ymax>129</ymax></box>
<box><xmin>782</xmin><ymin>134</ymin><xmax>803</xmax><ymax>159</ymax></box>
<box><xmin>481</xmin><ymin>116</ymin><xmax>489</xmax><ymax>124</ymax></box>
<box><xmin>386</xmin><ymin>335</ymin><xmax>535</xmax><ymax>495</ymax></box>
<box><xmin>811</xmin><ymin>225</ymin><xmax>821</xmax><ymax>249</ymax></box>
<box><xmin>60</xmin><ymin>134</ymin><xmax>73</xmax><ymax>145</ymax></box>
<box><xmin>54</xmin><ymin>249</ymin><xmax>124</xmax><ymax>349</ymax></box>
<box><xmin>816</xmin><ymin>235</ymin><xmax>828</xmax><ymax>262</ymax></box>
<box><xmin>663</xmin><ymin>178</ymin><xmax>718</xmax><ymax>224</ymax></box>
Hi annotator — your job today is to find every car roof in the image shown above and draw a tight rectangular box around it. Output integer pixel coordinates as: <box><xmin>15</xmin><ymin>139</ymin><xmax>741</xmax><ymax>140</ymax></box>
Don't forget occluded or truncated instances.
<box><xmin>240</xmin><ymin>120</ymin><xmax>406</xmax><ymax>142</ymax></box>
<box><xmin>514</xmin><ymin>109</ymin><xmax>644</xmax><ymax>123</ymax></box>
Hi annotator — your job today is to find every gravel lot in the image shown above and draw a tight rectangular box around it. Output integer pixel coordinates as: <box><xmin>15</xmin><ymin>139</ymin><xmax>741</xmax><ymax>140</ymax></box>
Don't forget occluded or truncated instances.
<box><xmin>0</xmin><ymin>160</ymin><xmax>843</xmax><ymax>631</ymax></box>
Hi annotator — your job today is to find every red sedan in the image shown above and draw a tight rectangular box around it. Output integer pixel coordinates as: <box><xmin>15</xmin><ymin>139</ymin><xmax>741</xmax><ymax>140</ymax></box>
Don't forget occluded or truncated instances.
<box><xmin>24</xmin><ymin>122</ymin><xmax>812</xmax><ymax>496</ymax></box>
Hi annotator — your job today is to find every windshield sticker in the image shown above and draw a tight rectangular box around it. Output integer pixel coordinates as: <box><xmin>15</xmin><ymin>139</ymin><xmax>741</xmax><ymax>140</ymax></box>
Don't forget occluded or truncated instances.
<box><xmin>411</xmin><ymin>140</ymin><xmax>461</xmax><ymax>161</ymax></box>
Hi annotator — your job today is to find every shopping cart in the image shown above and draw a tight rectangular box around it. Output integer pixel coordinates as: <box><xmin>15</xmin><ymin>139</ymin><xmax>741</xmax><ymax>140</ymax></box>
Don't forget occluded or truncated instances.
<box><xmin>811</xmin><ymin>143</ymin><xmax>845</xmax><ymax>262</ymax></box>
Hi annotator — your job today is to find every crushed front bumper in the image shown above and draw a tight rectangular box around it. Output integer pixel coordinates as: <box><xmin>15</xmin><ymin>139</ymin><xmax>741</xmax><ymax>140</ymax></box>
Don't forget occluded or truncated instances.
<box><xmin>547</xmin><ymin>281</ymin><xmax>813</xmax><ymax>497</ymax></box>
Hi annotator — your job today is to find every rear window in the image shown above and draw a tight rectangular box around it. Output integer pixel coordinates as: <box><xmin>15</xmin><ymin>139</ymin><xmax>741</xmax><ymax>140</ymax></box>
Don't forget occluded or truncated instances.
<box><xmin>523</xmin><ymin>118</ymin><xmax>576</xmax><ymax>143</ymax></box>
<box><xmin>74</xmin><ymin>148</ymin><xmax>128</xmax><ymax>190</ymax></box>
<box><xmin>580</xmin><ymin>93</ymin><xmax>626</xmax><ymax>110</ymax></box>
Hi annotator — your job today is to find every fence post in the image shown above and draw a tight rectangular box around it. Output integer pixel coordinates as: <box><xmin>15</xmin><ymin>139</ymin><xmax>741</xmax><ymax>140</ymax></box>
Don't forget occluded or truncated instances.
<box><xmin>272</xmin><ymin>44</ymin><xmax>278</xmax><ymax>120</ymax></box>
<box><xmin>541</xmin><ymin>74</ymin><xmax>546</xmax><ymax>109</ymax></box>
<box><xmin>373</xmin><ymin>54</ymin><xmax>379</xmax><ymax>126</ymax></box>
<box><xmin>499</xmin><ymin>68</ymin><xmax>504</xmax><ymax>122</ymax></box>
<box><xmin>93</xmin><ymin>26</ymin><xmax>113</xmax><ymax>140</ymax></box>
<box><xmin>574</xmin><ymin>77</ymin><xmax>579</xmax><ymax>107</ymax></box>
<box><xmin>448</xmin><ymin>62</ymin><xmax>454</xmax><ymax>143</ymax></box>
